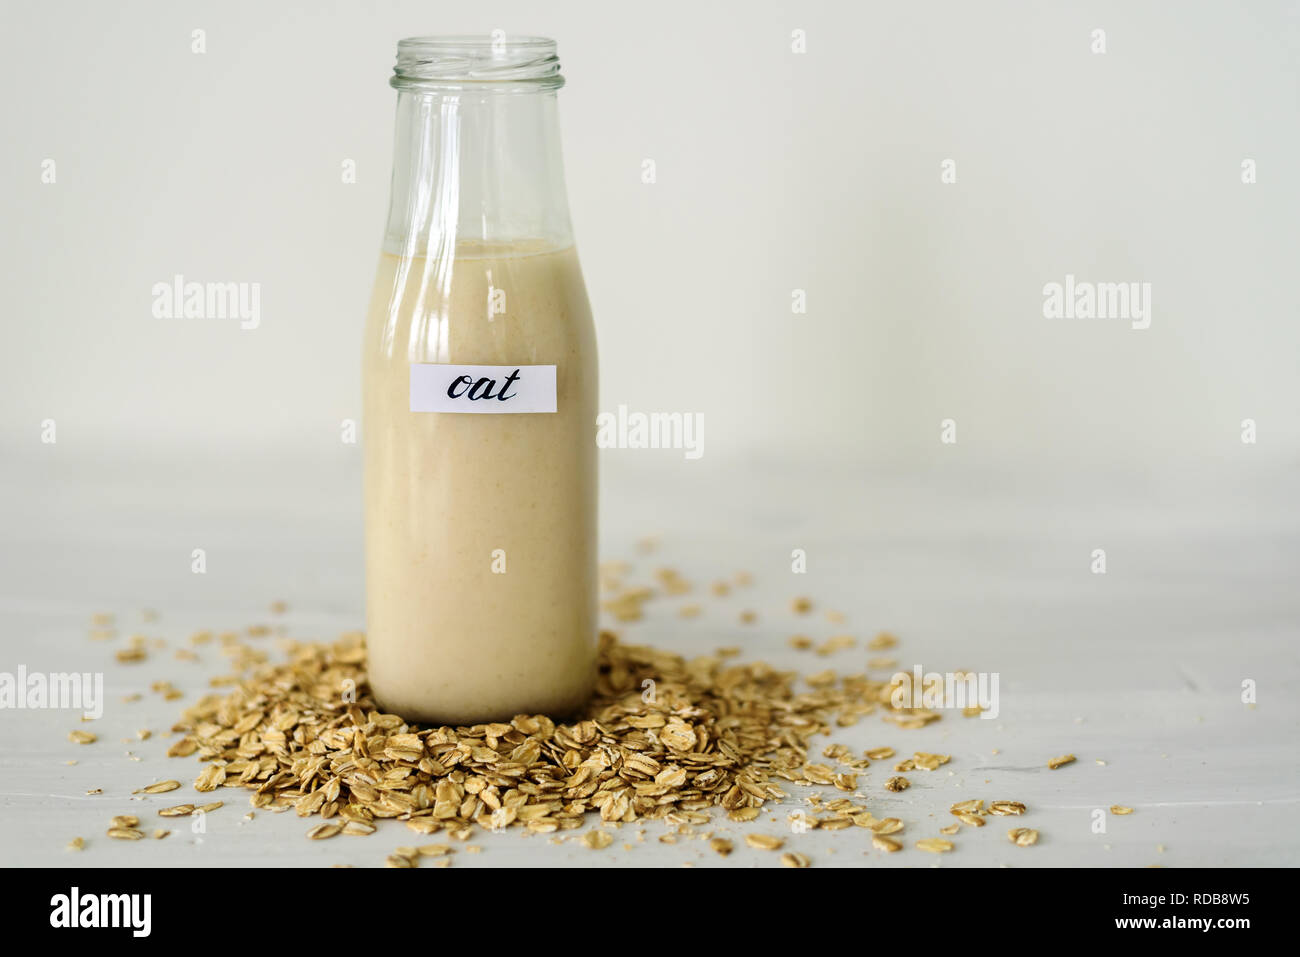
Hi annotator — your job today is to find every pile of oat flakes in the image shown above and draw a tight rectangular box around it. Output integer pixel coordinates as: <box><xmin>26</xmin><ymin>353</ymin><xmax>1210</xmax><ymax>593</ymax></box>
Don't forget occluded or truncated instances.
<box><xmin>75</xmin><ymin>557</ymin><xmax>1057</xmax><ymax>866</ymax></box>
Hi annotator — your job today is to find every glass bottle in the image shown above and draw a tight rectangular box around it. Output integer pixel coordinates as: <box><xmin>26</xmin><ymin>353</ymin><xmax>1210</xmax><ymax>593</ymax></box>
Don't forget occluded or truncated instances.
<box><xmin>362</xmin><ymin>36</ymin><xmax>597</xmax><ymax>725</ymax></box>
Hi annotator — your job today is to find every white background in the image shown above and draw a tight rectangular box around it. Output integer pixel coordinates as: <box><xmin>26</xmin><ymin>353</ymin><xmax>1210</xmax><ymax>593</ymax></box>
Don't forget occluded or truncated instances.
<box><xmin>1</xmin><ymin>0</ymin><xmax>1298</xmax><ymax>467</ymax></box>
<box><xmin>1</xmin><ymin>1</ymin><xmax>1298</xmax><ymax>869</ymax></box>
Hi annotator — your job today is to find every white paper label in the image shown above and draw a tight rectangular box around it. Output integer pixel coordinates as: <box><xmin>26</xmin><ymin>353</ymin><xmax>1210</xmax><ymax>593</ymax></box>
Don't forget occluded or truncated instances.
<box><xmin>409</xmin><ymin>363</ymin><xmax>557</xmax><ymax>414</ymax></box>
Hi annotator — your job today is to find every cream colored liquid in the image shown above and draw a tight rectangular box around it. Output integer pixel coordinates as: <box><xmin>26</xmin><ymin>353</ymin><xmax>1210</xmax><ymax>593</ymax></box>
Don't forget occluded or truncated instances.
<box><xmin>362</xmin><ymin>241</ymin><xmax>597</xmax><ymax>725</ymax></box>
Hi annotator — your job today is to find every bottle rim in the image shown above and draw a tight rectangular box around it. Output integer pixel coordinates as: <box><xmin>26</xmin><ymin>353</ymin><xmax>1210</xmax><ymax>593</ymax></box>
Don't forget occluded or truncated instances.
<box><xmin>392</xmin><ymin>35</ymin><xmax>564</xmax><ymax>92</ymax></box>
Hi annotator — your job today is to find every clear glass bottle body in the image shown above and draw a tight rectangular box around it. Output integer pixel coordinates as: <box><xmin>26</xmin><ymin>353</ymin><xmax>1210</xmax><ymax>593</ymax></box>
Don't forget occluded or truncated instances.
<box><xmin>362</xmin><ymin>38</ymin><xmax>597</xmax><ymax>724</ymax></box>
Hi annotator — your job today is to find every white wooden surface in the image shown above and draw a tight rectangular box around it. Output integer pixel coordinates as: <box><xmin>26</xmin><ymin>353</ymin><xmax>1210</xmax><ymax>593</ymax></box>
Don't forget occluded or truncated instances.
<box><xmin>2</xmin><ymin>449</ymin><xmax>1297</xmax><ymax>867</ymax></box>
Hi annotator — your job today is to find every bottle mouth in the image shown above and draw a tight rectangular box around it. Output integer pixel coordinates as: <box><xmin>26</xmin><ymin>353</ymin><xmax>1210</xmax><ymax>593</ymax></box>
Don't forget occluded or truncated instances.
<box><xmin>392</xmin><ymin>35</ymin><xmax>564</xmax><ymax>91</ymax></box>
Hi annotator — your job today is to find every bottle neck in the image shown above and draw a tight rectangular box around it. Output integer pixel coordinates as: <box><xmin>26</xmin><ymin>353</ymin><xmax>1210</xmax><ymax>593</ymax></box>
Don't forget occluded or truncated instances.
<box><xmin>382</xmin><ymin>88</ymin><xmax>574</xmax><ymax>258</ymax></box>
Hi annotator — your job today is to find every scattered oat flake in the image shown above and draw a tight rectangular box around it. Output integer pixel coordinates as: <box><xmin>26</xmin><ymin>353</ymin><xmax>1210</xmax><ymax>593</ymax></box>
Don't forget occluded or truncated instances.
<box><xmin>193</xmin><ymin>765</ymin><xmax>225</xmax><ymax>792</ymax></box>
<box><xmin>885</xmin><ymin>776</ymin><xmax>910</xmax><ymax>792</ymax></box>
<box><xmin>916</xmin><ymin>838</ymin><xmax>954</xmax><ymax>853</ymax></box>
<box><xmin>152</xmin><ymin>829</ymin><xmax>170</xmax><ymax>840</ymax></box>
<box><xmin>872</xmin><ymin>836</ymin><xmax>901</xmax><ymax>853</ymax></box>
<box><xmin>1008</xmin><ymin>828</ymin><xmax>1039</xmax><ymax>846</ymax></box>
<box><xmin>67</xmin><ymin>837</ymin><xmax>85</xmax><ymax>851</ymax></box>
<box><xmin>141</xmin><ymin>780</ymin><xmax>180</xmax><ymax>794</ymax></box>
<box><xmin>744</xmin><ymin>833</ymin><xmax>784</xmax><ymax>851</ymax></box>
<box><xmin>781</xmin><ymin>852</ymin><xmax>811</xmax><ymax>868</ymax></box>
<box><xmin>68</xmin><ymin>730</ymin><xmax>96</xmax><ymax>745</ymax></box>
<box><xmin>1110</xmin><ymin>805</ymin><xmax>1135</xmax><ymax>815</ymax></box>
<box><xmin>1047</xmin><ymin>753</ymin><xmax>1076</xmax><ymax>770</ymax></box>
<box><xmin>709</xmin><ymin>837</ymin><xmax>733</xmax><ymax>856</ymax></box>
<box><xmin>107</xmin><ymin>827</ymin><xmax>144</xmax><ymax>840</ymax></box>
<box><xmin>912</xmin><ymin>752</ymin><xmax>950</xmax><ymax>770</ymax></box>
<box><xmin>816</xmin><ymin>635</ymin><xmax>855</xmax><ymax>656</ymax></box>
<box><xmin>581</xmin><ymin>830</ymin><xmax>614</xmax><ymax>849</ymax></box>
<box><xmin>307</xmin><ymin>823</ymin><xmax>342</xmax><ymax>840</ymax></box>
<box><xmin>939</xmin><ymin>823</ymin><xmax>960</xmax><ymax>835</ymax></box>
<box><xmin>988</xmin><ymin>801</ymin><xmax>1026</xmax><ymax>816</ymax></box>
<box><xmin>803</xmin><ymin>763</ymin><xmax>834</xmax><ymax>784</ymax></box>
